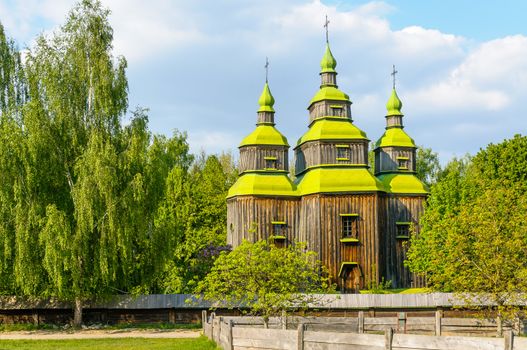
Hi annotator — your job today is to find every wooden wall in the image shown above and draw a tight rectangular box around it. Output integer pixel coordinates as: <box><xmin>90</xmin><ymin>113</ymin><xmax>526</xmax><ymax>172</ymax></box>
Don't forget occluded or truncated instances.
<box><xmin>298</xmin><ymin>193</ymin><xmax>382</xmax><ymax>291</ymax></box>
<box><xmin>382</xmin><ymin>194</ymin><xmax>427</xmax><ymax>288</ymax></box>
<box><xmin>307</xmin><ymin>101</ymin><xmax>351</xmax><ymax>124</ymax></box>
<box><xmin>227</xmin><ymin>196</ymin><xmax>300</xmax><ymax>247</ymax></box>
<box><xmin>295</xmin><ymin>140</ymin><xmax>368</xmax><ymax>175</ymax></box>
<box><xmin>375</xmin><ymin>146</ymin><xmax>415</xmax><ymax>174</ymax></box>
<box><xmin>238</xmin><ymin>145</ymin><xmax>288</xmax><ymax>173</ymax></box>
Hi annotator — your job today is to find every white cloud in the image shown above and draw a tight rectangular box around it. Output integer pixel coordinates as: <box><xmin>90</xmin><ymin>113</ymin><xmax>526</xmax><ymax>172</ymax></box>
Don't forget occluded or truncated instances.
<box><xmin>188</xmin><ymin>130</ymin><xmax>238</xmax><ymax>156</ymax></box>
<box><xmin>1</xmin><ymin>0</ymin><xmax>527</xmax><ymax>161</ymax></box>
<box><xmin>103</xmin><ymin>0</ymin><xmax>209</xmax><ymax>63</ymax></box>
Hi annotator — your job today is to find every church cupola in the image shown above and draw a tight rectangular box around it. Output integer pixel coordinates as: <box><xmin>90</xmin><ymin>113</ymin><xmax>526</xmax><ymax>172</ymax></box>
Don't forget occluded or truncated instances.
<box><xmin>374</xmin><ymin>66</ymin><xmax>427</xmax><ymax>194</ymax></box>
<box><xmin>227</xmin><ymin>59</ymin><xmax>296</xmax><ymax>198</ymax></box>
<box><xmin>293</xmin><ymin>18</ymin><xmax>385</xmax><ymax>195</ymax></box>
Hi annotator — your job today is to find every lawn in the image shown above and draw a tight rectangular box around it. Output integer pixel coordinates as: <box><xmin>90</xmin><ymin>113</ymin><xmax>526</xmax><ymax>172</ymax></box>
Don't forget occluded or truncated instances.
<box><xmin>0</xmin><ymin>336</ymin><xmax>219</xmax><ymax>350</ymax></box>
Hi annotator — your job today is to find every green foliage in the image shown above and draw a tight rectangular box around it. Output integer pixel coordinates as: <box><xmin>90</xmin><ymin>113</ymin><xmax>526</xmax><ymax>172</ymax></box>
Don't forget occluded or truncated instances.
<box><xmin>415</xmin><ymin>146</ymin><xmax>441</xmax><ymax>187</ymax></box>
<box><xmin>407</xmin><ymin>135</ymin><xmax>527</xmax><ymax>321</ymax></box>
<box><xmin>160</xmin><ymin>152</ymin><xmax>237</xmax><ymax>293</ymax></box>
<box><xmin>0</xmin><ymin>0</ymin><xmax>219</xmax><ymax>320</ymax></box>
<box><xmin>196</xmin><ymin>240</ymin><xmax>334</xmax><ymax>326</ymax></box>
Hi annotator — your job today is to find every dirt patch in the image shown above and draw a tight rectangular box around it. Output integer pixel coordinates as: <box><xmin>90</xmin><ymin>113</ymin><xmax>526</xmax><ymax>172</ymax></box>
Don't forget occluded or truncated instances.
<box><xmin>0</xmin><ymin>329</ymin><xmax>202</xmax><ymax>340</ymax></box>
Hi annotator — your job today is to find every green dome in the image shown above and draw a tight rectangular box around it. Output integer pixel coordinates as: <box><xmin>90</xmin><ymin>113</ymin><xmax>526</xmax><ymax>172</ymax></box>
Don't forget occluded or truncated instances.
<box><xmin>227</xmin><ymin>173</ymin><xmax>297</xmax><ymax>198</ymax></box>
<box><xmin>258</xmin><ymin>82</ymin><xmax>275</xmax><ymax>113</ymax></box>
<box><xmin>240</xmin><ymin>125</ymin><xmax>289</xmax><ymax>147</ymax></box>
<box><xmin>386</xmin><ymin>88</ymin><xmax>403</xmax><ymax>116</ymax></box>
<box><xmin>375</xmin><ymin>128</ymin><xmax>416</xmax><ymax>148</ymax></box>
<box><xmin>320</xmin><ymin>43</ymin><xmax>337</xmax><ymax>73</ymax></box>
<box><xmin>377</xmin><ymin>173</ymin><xmax>428</xmax><ymax>194</ymax></box>
<box><xmin>309</xmin><ymin>86</ymin><xmax>350</xmax><ymax>106</ymax></box>
<box><xmin>295</xmin><ymin>167</ymin><xmax>386</xmax><ymax>195</ymax></box>
<box><xmin>297</xmin><ymin>119</ymin><xmax>367</xmax><ymax>146</ymax></box>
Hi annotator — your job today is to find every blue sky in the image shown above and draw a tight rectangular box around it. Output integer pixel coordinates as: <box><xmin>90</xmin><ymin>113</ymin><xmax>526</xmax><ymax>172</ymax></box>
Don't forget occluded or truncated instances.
<box><xmin>1</xmin><ymin>0</ymin><xmax>527</xmax><ymax>163</ymax></box>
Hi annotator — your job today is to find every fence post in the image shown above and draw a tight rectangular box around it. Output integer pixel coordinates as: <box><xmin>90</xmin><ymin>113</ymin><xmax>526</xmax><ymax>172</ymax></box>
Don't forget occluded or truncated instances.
<box><xmin>228</xmin><ymin>319</ymin><xmax>234</xmax><ymax>350</ymax></box>
<box><xmin>385</xmin><ymin>327</ymin><xmax>393</xmax><ymax>350</ymax></box>
<box><xmin>202</xmin><ymin>310</ymin><xmax>207</xmax><ymax>333</ymax></box>
<box><xmin>358</xmin><ymin>311</ymin><xmax>364</xmax><ymax>333</ymax></box>
<box><xmin>398</xmin><ymin>312</ymin><xmax>406</xmax><ymax>334</ymax></box>
<box><xmin>210</xmin><ymin>313</ymin><xmax>215</xmax><ymax>341</ymax></box>
<box><xmin>297</xmin><ymin>323</ymin><xmax>304</xmax><ymax>350</ymax></box>
<box><xmin>435</xmin><ymin>309</ymin><xmax>442</xmax><ymax>336</ymax></box>
<box><xmin>504</xmin><ymin>329</ymin><xmax>513</xmax><ymax>350</ymax></box>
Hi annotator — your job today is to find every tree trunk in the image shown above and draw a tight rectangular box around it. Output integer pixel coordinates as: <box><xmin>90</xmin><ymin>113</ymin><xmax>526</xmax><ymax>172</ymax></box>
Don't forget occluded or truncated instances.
<box><xmin>263</xmin><ymin>316</ymin><xmax>269</xmax><ymax>329</ymax></box>
<box><xmin>73</xmin><ymin>297</ymin><xmax>83</xmax><ymax>327</ymax></box>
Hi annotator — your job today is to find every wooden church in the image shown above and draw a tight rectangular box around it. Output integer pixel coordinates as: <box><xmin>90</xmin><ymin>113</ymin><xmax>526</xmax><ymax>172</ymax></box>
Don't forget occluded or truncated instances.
<box><xmin>226</xmin><ymin>37</ymin><xmax>428</xmax><ymax>292</ymax></box>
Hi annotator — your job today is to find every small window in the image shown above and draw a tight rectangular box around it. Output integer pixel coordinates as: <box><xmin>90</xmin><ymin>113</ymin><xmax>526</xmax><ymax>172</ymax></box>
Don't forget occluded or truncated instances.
<box><xmin>341</xmin><ymin>215</ymin><xmax>359</xmax><ymax>238</ymax></box>
<box><xmin>396</xmin><ymin>222</ymin><xmax>410</xmax><ymax>239</ymax></box>
<box><xmin>397</xmin><ymin>156</ymin><xmax>409</xmax><ymax>170</ymax></box>
<box><xmin>271</xmin><ymin>221</ymin><xmax>286</xmax><ymax>239</ymax></box>
<box><xmin>336</xmin><ymin>145</ymin><xmax>350</xmax><ymax>161</ymax></box>
<box><xmin>330</xmin><ymin>105</ymin><xmax>343</xmax><ymax>117</ymax></box>
<box><xmin>265</xmin><ymin>159</ymin><xmax>277</xmax><ymax>169</ymax></box>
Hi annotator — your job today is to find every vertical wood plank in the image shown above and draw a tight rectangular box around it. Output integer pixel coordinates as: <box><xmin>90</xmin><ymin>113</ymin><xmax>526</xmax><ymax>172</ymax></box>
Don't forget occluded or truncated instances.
<box><xmin>385</xmin><ymin>327</ymin><xmax>393</xmax><ymax>350</ymax></box>
<box><xmin>435</xmin><ymin>309</ymin><xmax>442</xmax><ymax>336</ymax></box>
<box><xmin>297</xmin><ymin>323</ymin><xmax>304</xmax><ymax>350</ymax></box>
<box><xmin>358</xmin><ymin>311</ymin><xmax>364</xmax><ymax>333</ymax></box>
<box><xmin>504</xmin><ymin>329</ymin><xmax>513</xmax><ymax>350</ymax></box>
<box><xmin>228</xmin><ymin>319</ymin><xmax>234</xmax><ymax>350</ymax></box>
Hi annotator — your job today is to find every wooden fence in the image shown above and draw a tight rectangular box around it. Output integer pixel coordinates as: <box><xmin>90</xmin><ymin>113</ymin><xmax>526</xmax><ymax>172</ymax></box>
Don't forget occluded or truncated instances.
<box><xmin>203</xmin><ymin>314</ymin><xmax>527</xmax><ymax>350</ymax></box>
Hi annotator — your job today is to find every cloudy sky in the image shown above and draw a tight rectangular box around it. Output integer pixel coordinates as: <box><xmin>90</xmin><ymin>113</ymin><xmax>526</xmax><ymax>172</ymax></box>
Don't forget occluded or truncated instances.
<box><xmin>1</xmin><ymin>0</ymin><xmax>527</xmax><ymax>163</ymax></box>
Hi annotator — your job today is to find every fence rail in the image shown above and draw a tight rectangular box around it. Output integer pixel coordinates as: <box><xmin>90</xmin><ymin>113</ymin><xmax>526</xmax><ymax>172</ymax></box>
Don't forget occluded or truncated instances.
<box><xmin>203</xmin><ymin>314</ymin><xmax>527</xmax><ymax>350</ymax></box>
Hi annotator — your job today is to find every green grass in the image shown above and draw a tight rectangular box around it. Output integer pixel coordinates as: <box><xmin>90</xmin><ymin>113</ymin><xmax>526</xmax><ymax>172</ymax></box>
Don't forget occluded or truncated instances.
<box><xmin>0</xmin><ymin>336</ymin><xmax>219</xmax><ymax>350</ymax></box>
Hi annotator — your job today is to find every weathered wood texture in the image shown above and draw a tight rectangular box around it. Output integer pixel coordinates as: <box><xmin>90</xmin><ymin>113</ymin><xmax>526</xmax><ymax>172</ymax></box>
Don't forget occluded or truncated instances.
<box><xmin>298</xmin><ymin>193</ymin><xmax>382</xmax><ymax>291</ymax></box>
<box><xmin>374</xmin><ymin>146</ymin><xmax>416</xmax><ymax>174</ymax></box>
<box><xmin>294</xmin><ymin>141</ymin><xmax>368</xmax><ymax>174</ymax></box>
<box><xmin>256</xmin><ymin>111</ymin><xmax>274</xmax><ymax>124</ymax></box>
<box><xmin>239</xmin><ymin>145</ymin><xmax>289</xmax><ymax>173</ymax></box>
<box><xmin>307</xmin><ymin>101</ymin><xmax>351</xmax><ymax>124</ymax></box>
<box><xmin>382</xmin><ymin>195</ymin><xmax>427</xmax><ymax>288</ymax></box>
<box><xmin>205</xmin><ymin>318</ymin><xmax>525</xmax><ymax>350</ymax></box>
<box><xmin>227</xmin><ymin>196</ymin><xmax>300</xmax><ymax>247</ymax></box>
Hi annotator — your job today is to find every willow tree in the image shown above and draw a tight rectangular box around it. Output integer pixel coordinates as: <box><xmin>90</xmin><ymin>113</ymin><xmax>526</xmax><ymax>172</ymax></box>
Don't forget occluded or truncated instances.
<box><xmin>0</xmin><ymin>23</ymin><xmax>26</xmax><ymax>295</ymax></box>
<box><xmin>0</xmin><ymin>0</ymin><xmax>190</xmax><ymax>325</ymax></box>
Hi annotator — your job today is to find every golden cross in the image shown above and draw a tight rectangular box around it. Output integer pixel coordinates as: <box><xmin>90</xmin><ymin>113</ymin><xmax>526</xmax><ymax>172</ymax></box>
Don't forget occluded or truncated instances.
<box><xmin>264</xmin><ymin>57</ymin><xmax>269</xmax><ymax>83</ymax></box>
<box><xmin>391</xmin><ymin>64</ymin><xmax>398</xmax><ymax>89</ymax></box>
<box><xmin>324</xmin><ymin>15</ymin><xmax>330</xmax><ymax>43</ymax></box>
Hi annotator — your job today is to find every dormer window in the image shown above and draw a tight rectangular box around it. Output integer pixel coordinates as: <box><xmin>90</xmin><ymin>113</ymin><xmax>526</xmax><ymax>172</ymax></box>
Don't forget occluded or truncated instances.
<box><xmin>330</xmin><ymin>105</ymin><xmax>344</xmax><ymax>117</ymax></box>
<box><xmin>336</xmin><ymin>144</ymin><xmax>350</xmax><ymax>161</ymax></box>
<box><xmin>264</xmin><ymin>156</ymin><xmax>277</xmax><ymax>170</ymax></box>
<box><xmin>397</xmin><ymin>156</ymin><xmax>409</xmax><ymax>170</ymax></box>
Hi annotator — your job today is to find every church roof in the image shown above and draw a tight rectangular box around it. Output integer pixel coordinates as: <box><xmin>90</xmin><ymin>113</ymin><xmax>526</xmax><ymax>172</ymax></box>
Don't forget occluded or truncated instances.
<box><xmin>295</xmin><ymin>167</ymin><xmax>386</xmax><ymax>195</ymax></box>
<box><xmin>375</xmin><ymin>87</ymin><xmax>416</xmax><ymax>149</ymax></box>
<box><xmin>386</xmin><ymin>88</ymin><xmax>403</xmax><ymax>116</ymax></box>
<box><xmin>239</xmin><ymin>125</ymin><xmax>289</xmax><ymax>147</ymax></box>
<box><xmin>227</xmin><ymin>172</ymin><xmax>297</xmax><ymax>198</ymax></box>
<box><xmin>257</xmin><ymin>82</ymin><xmax>275</xmax><ymax>113</ymax></box>
<box><xmin>320</xmin><ymin>43</ymin><xmax>337</xmax><ymax>73</ymax></box>
<box><xmin>377</xmin><ymin>173</ymin><xmax>428</xmax><ymax>194</ymax></box>
<box><xmin>375</xmin><ymin>127</ymin><xmax>416</xmax><ymax>148</ymax></box>
<box><xmin>297</xmin><ymin>118</ymin><xmax>367</xmax><ymax>146</ymax></box>
<box><xmin>309</xmin><ymin>86</ymin><xmax>349</xmax><ymax>106</ymax></box>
